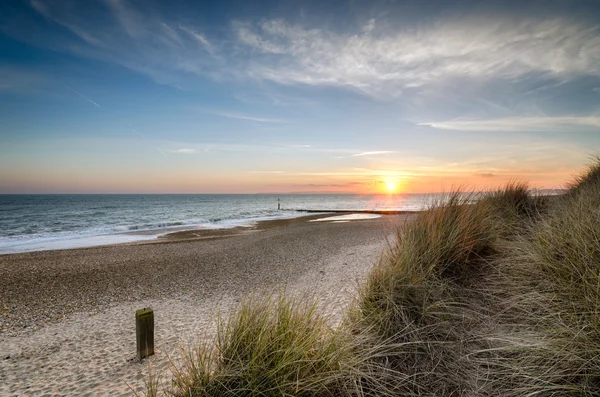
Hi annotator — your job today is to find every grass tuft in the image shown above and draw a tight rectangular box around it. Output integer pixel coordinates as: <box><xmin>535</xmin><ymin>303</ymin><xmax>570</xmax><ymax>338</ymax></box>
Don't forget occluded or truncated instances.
<box><xmin>568</xmin><ymin>156</ymin><xmax>600</xmax><ymax>197</ymax></box>
<box><xmin>348</xmin><ymin>192</ymin><xmax>499</xmax><ymax>396</ymax></box>
<box><xmin>483</xmin><ymin>181</ymin><xmax>545</xmax><ymax>232</ymax></box>
<box><xmin>517</xmin><ymin>165</ymin><xmax>600</xmax><ymax>394</ymax></box>
<box><xmin>167</xmin><ymin>296</ymin><xmax>356</xmax><ymax>397</ymax></box>
<box><xmin>479</xmin><ymin>158</ymin><xmax>600</xmax><ymax>396</ymax></box>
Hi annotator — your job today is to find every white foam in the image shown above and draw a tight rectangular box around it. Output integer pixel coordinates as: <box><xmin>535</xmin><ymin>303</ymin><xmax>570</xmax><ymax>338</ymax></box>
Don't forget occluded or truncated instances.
<box><xmin>309</xmin><ymin>213</ymin><xmax>382</xmax><ymax>222</ymax></box>
<box><xmin>0</xmin><ymin>212</ymin><xmax>324</xmax><ymax>254</ymax></box>
<box><xmin>0</xmin><ymin>234</ymin><xmax>157</xmax><ymax>254</ymax></box>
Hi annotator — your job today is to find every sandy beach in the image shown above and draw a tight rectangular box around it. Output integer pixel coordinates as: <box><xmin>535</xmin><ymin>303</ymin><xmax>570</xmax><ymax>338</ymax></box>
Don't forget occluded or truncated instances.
<box><xmin>0</xmin><ymin>213</ymin><xmax>413</xmax><ymax>396</ymax></box>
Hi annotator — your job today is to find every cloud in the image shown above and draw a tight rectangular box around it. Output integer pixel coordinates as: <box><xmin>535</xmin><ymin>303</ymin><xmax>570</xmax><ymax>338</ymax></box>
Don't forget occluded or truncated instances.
<box><xmin>169</xmin><ymin>148</ymin><xmax>197</xmax><ymax>154</ymax></box>
<box><xmin>217</xmin><ymin>112</ymin><xmax>285</xmax><ymax>123</ymax></box>
<box><xmin>30</xmin><ymin>0</ymin><xmax>105</xmax><ymax>47</ymax></box>
<box><xmin>64</xmin><ymin>84</ymin><xmax>100</xmax><ymax>107</ymax></box>
<box><xmin>21</xmin><ymin>0</ymin><xmax>216</xmax><ymax>87</ymax></box>
<box><xmin>157</xmin><ymin>142</ymin><xmax>338</xmax><ymax>156</ymax></box>
<box><xmin>179</xmin><ymin>25</ymin><xmax>215</xmax><ymax>55</ymax></box>
<box><xmin>352</xmin><ymin>151</ymin><xmax>395</xmax><ymax>157</ymax></box>
<box><xmin>130</xmin><ymin>128</ymin><xmax>146</xmax><ymax>139</ymax></box>
<box><xmin>11</xmin><ymin>4</ymin><xmax>600</xmax><ymax>98</ymax></box>
<box><xmin>296</xmin><ymin>182</ymin><xmax>365</xmax><ymax>187</ymax></box>
<box><xmin>232</xmin><ymin>17</ymin><xmax>600</xmax><ymax>97</ymax></box>
<box><xmin>474</xmin><ymin>173</ymin><xmax>497</xmax><ymax>178</ymax></box>
<box><xmin>420</xmin><ymin>116</ymin><xmax>600</xmax><ymax>132</ymax></box>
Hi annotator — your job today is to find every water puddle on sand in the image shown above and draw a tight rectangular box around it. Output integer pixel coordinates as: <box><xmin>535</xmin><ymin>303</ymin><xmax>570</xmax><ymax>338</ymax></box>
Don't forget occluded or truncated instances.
<box><xmin>309</xmin><ymin>214</ymin><xmax>382</xmax><ymax>222</ymax></box>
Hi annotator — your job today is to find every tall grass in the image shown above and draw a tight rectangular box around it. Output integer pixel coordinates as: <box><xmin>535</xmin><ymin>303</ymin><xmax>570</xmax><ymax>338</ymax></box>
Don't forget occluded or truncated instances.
<box><xmin>483</xmin><ymin>181</ymin><xmax>545</xmax><ymax>234</ymax></box>
<box><xmin>347</xmin><ymin>192</ymin><xmax>499</xmax><ymax>396</ymax></box>
<box><xmin>166</xmin><ymin>296</ymin><xmax>357</xmax><ymax>396</ymax></box>
<box><xmin>567</xmin><ymin>156</ymin><xmax>600</xmax><ymax>197</ymax></box>
<box><xmin>150</xmin><ymin>160</ymin><xmax>600</xmax><ymax>397</ymax></box>
<box><xmin>475</xmin><ymin>160</ymin><xmax>600</xmax><ymax>396</ymax></box>
<box><xmin>509</xmin><ymin>161</ymin><xmax>600</xmax><ymax>395</ymax></box>
<box><xmin>355</xmin><ymin>192</ymin><xmax>497</xmax><ymax>335</ymax></box>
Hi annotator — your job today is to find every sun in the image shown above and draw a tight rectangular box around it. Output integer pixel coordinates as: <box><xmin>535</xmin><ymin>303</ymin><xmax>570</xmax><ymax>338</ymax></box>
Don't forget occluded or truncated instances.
<box><xmin>385</xmin><ymin>180</ymin><xmax>397</xmax><ymax>193</ymax></box>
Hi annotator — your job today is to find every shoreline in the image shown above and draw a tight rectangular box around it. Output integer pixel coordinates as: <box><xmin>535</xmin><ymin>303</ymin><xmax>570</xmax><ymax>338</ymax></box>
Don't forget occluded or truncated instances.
<box><xmin>0</xmin><ymin>210</ymin><xmax>421</xmax><ymax>256</ymax></box>
<box><xmin>0</xmin><ymin>213</ymin><xmax>329</xmax><ymax>256</ymax></box>
<box><xmin>0</xmin><ymin>212</ymin><xmax>414</xmax><ymax>395</ymax></box>
<box><xmin>0</xmin><ymin>213</ymin><xmax>342</xmax><ymax>256</ymax></box>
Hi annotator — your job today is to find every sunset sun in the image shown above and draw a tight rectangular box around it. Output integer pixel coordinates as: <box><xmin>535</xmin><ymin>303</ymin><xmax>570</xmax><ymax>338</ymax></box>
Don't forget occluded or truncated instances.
<box><xmin>385</xmin><ymin>180</ymin><xmax>398</xmax><ymax>193</ymax></box>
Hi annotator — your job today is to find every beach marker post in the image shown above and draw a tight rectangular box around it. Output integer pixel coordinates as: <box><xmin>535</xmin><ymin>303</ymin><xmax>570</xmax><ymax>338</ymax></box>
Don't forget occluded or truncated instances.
<box><xmin>136</xmin><ymin>307</ymin><xmax>154</xmax><ymax>360</ymax></box>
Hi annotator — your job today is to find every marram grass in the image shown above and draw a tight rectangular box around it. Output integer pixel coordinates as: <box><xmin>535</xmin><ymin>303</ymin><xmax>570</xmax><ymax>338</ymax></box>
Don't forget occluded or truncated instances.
<box><xmin>348</xmin><ymin>192</ymin><xmax>500</xmax><ymax>396</ymax></box>
<box><xmin>148</xmin><ymin>159</ymin><xmax>600</xmax><ymax>397</ymax></box>
<box><xmin>164</xmin><ymin>296</ymin><xmax>359</xmax><ymax>397</ymax></box>
<box><xmin>507</xmin><ymin>161</ymin><xmax>600</xmax><ymax>395</ymax></box>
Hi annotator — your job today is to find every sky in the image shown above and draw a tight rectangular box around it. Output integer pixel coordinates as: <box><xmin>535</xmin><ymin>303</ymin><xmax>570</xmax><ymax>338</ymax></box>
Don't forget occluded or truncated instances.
<box><xmin>0</xmin><ymin>0</ymin><xmax>599</xmax><ymax>194</ymax></box>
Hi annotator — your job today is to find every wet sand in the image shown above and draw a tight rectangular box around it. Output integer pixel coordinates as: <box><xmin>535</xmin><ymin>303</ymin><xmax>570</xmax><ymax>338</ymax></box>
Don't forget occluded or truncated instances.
<box><xmin>0</xmin><ymin>213</ymin><xmax>415</xmax><ymax>396</ymax></box>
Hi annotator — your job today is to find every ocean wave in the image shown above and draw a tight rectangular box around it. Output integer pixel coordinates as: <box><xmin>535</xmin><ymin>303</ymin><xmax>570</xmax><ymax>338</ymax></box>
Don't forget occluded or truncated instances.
<box><xmin>0</xmin><ymin>193</ymin><xmax>433</xmax><ymax>253</ymax></box>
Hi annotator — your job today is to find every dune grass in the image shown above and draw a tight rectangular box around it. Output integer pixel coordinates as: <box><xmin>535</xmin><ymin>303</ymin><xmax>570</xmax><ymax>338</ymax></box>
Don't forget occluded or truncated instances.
<box><xmin>346</xmin><ymin>192</ymin><xmax>500</xmax><ymax>396</ymax></box>
<box><xmin>567</xmin><ymin>156</ymin><xmax>600</xmax><ymax>197</ymax></box>
<box><xmin>483</xmin><ymin>181</ymin><xmax>547</xmax><ymax>234</ymax></box>
<box><xmin>163</xmin><ymin>296</ymin><xmax>359</xmax><ymax>397</ymax></box>
<box><xmin>150</xmin><ymin>159</ymin><xmax>600</xmax><ymax>397</ymax></box>
<box><xmin>471</xmin><ymin>160</ymin><xmax>600</xmax><ymax>397</ymax></box>
<box><xmin>507</xmin><ymin>161</ymin><xmax>600</xmax><ymax>395</ymax></box>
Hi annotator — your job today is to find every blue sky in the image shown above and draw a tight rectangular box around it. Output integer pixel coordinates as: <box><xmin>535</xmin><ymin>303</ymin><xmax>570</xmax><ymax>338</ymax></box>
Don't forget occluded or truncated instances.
<box><xmin>1</xmin><ymin>0</ymin><xmax>599</xmax><ymax>193</ymax></box>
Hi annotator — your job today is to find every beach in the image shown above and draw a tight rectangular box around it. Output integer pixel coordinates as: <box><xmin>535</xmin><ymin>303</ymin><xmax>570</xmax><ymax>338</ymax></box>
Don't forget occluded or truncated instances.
<box><xmin>0</xmin><ymin>213</ymin><xmax>413</xmax><ymax>396</ymax></box>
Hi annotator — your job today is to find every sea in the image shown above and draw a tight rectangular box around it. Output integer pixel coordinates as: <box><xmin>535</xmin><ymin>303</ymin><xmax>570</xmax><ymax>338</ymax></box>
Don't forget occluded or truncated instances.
<box><xmin>0</xmin><ymin>194</ymin><xmax>438</xmax><ymax>254</ymax></box>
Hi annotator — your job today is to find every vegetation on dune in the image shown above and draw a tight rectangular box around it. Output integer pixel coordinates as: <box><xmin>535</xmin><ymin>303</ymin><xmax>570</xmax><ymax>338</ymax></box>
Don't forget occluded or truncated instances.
<box><xmin>164</xmin><ymin>297</ymin><xmax>358</xmax><ymax>397</ymax></box>
<box><xmin>567</xmin><ymin>156</ymin><xmax>600</xmax><ymax>197</ymax></box>
<box><xmin>483</xmin><ymin>181</ymin><xmax>547</xmax><ymax>232</ymax></box>
<box><xmin>148</xmin><ymin>159</ymin><xmax>600</xmax><ymax>397</ymax></box>
<box><xmin>348</xmin><ymin>193</ymin><xmax>499</xmax><ymax>396</ymax></box>
<box><xmin>507</xmin><ymin>161</ymin><xmax>600</xmax><ymax>395</ymax></box>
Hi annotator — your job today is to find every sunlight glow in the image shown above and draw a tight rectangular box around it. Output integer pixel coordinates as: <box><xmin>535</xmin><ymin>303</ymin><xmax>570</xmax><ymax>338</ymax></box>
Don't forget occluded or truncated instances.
<box><xmin>385</xmin><ymin>179</ymin><xmax>398</xmax><ymax>193</ymax></box>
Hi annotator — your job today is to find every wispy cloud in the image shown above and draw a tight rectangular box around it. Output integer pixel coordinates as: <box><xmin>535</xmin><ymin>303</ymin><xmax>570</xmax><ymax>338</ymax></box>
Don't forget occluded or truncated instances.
<box><xmin>130</xmin><ymin>128</ymin><xmax>146</xmax><ymax>139</ymax></box>
<box><xmin>352</xmin><ymin>151</ymin><xmax>395</xmax><ymax>157</ymax></box>
<box><xmin>217</xmin><ymin>112</ymin><xmax>285</xmax><ymax>123</ymax></box>
<box><xmin>179</xmin><ymin>25</ymin><xmax>216</xmax><ymax>55</ymax></box>
<box><xmin>420</xmin><ymin>116</ymin><xmax>600</xmax><ymax>132</ymax></box>
<box><xmin>285</xmin><ymin>144</ymin><xmax>311</xmax><ymax>148</ymax></box>
<box><xmin>232</xmin><ymin>17</ymin><xmax>600</xmax><ymax>97</ymax></box>
<box><xmin>64</xmin><ymin>84</ymin><xmax>100</xmax><ymax>107</ymax></box>
<box><xmin>169</xmin><ymin>148</ymin><xmax>197</xmax><ymax>154</ymax></box>
<box><xmin>14</xmin><ymin>3</ymin><xmax>600</xmax><ymax>99</ymax></box>
<box><xmin>30</xmin><ymin>0</ymin><xmax>105</xmax><ymax>47</ymax></box>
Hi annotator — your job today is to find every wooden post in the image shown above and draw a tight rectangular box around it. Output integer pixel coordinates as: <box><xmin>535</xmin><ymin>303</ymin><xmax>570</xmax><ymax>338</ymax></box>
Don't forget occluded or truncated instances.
<box><xmin>136</xmin><ymin>308</ymin><xmax>154</xmax><ymax>360</ymax></box>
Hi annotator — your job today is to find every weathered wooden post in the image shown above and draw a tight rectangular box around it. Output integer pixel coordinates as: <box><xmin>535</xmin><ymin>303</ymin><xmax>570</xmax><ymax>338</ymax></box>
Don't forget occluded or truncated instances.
<box><xmin>136</xmin><ymin>308</ymin><xmax>154</xmax><ymax>360</ymax></box>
